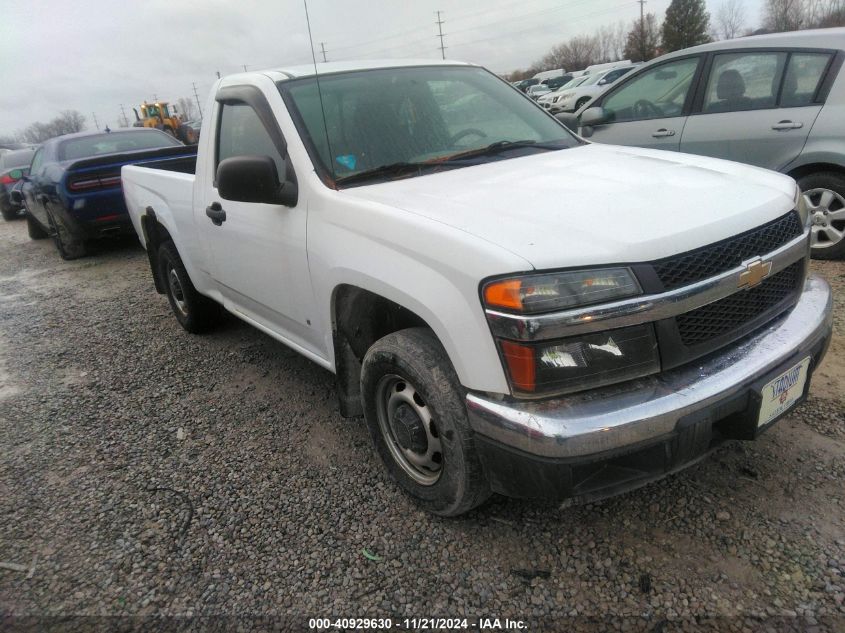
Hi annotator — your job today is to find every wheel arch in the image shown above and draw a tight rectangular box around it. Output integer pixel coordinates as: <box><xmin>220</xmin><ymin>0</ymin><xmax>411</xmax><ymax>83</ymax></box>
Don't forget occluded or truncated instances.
<box><xmin>787</xmin><ymin>161</ymin><xmax>845</xmax><ymax>182</ymax></box>
<box><xmin>330</xmin><ymin>283</ymin><xmax>443</xmax><ymax>417</ymax></box>
<box><xmin>140</xmin><ymin>208</ymin><xmax>175</xmax><ymax>294</ymax></box>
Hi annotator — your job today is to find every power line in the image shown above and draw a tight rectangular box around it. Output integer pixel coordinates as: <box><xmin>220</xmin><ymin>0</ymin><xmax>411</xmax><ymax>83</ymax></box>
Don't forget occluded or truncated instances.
<box><xmin>435</xmin><ymin>10</ymin><xmax>446</xmax><ymax>59</ymax></box>
<box><xmin>448</xmin><ymin>2</ymin><xmax>638</xmax><ymax>50</ymax></box>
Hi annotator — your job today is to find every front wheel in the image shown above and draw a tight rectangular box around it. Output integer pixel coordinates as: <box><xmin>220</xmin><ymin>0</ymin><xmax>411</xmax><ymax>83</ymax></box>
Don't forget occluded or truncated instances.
<box><xmin>575</xmin><ymin>96</ymin><xmax>591</xmax><ymax>110</ymax></box>
<box><xmin>361</xmin><ymin>327</ymin><xmax>490</xmax><ymax>516</ymax></box>
<box><xmin>799</xmin><ymin>172</ymin><xmax>845</xmax><ymax>260</ymax></box>
<box><xmin>157</xmin><ymin>241</ymin><xmax>221</xmax><ymax>333</ymax></box>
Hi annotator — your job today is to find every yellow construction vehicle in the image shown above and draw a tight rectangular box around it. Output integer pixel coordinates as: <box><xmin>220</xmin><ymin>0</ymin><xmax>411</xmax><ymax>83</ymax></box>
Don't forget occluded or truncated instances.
<box><xmin>132</xmin><ymin>101</ymin><xmax>197</xmax><ymax>144</ymax></box>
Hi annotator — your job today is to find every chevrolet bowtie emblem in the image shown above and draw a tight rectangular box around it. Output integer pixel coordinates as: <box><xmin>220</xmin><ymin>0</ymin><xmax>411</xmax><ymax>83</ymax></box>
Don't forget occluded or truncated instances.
<box><xmin>738</xmin><ymin>258</ymin><xmax>773</xmax><ymax>289</ymax></box>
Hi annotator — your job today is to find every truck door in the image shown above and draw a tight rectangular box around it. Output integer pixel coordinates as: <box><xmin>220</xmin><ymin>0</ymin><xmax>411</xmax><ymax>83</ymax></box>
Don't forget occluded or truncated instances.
<box><xmin>197</xmin><ymin>87</ymin><xmax>322</xmax><ymax>357</ymax></box>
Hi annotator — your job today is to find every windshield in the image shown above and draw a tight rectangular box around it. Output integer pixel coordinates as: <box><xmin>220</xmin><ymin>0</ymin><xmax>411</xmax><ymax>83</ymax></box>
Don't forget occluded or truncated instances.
<box><xmin>557</xmin><ymin>76</ymin><xmax>589</xmax><ymax>91</ymax></box>
<box><xmin>280</xmin><ymin>65</ymin><xmax>577</xmax><ymax>186</ymax></box>
<box><xmin>59</xmin><ymin>130</ymin><xmax>181</xmax><ymax>161</ymax></box>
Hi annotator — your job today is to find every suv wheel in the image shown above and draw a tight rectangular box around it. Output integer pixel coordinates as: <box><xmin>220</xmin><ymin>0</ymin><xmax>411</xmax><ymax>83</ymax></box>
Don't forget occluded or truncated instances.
<box><xmin>799</xmin><ymin>172</ymin><xmax>845</xmax><ymax>260</ymax></box>
<box><xmin>361</xmin><ymin>327</ymin><xmax>490</xmax><ymax>516</ymax></box>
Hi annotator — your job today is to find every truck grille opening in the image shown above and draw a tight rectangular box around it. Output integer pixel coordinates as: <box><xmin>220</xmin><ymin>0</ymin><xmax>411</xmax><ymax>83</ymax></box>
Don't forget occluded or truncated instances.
<box><xmin>676</xmin><ymin>261</ymin><xmax>803</xmax><ymax>347</ymax></box>
<box><xmin>653</xmin><ymin>211</ymin><xmax>803</xmax><ymax>290</ymax></box>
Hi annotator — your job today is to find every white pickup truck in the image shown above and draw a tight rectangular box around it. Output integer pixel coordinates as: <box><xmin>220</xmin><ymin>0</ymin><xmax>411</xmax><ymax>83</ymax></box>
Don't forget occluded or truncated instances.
<box><xmin>122</xmin><ymin>60</ymin><xmax>833</xmax><ymax>516</ymax></box>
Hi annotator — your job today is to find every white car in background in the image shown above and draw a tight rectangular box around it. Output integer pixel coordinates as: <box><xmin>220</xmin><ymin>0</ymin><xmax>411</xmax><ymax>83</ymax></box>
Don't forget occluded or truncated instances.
<box><xmin>526</xmin><ymin>83</ymin><xmax>552</xmax><ymax>100</ymax></box>
<box><xmin>553</xmin><ymin>66</ymin><xmax>638</xmax><ymax>113</ymax></box>
<box><xmin>537</xmin><ymin>75</ymin><xmax>590</xmax><ymax>111</ymax></box>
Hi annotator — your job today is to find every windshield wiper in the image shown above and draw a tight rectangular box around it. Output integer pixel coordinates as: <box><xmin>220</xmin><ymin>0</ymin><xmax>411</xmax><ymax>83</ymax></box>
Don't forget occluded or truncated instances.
<box><xmin>434</xmin><ymin>139</ymin><xmax>565</xmax><ymax>164</ymax></box>
<box><xmin>335</xmin><ymin>161</ymin><xmax>436</xmax><ymax>186</ymax></box>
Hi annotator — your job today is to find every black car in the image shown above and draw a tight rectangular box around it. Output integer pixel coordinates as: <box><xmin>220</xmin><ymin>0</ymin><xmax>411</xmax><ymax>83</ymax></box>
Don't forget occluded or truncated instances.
<box><xmin>16</xmin><ymin>128</ymin><xmax>194</xmax><ymax>259</ymax></box>
<box><xmin>0</xmin><ymin>148</ymin><xmax>36</xmax><ymax>220</ymax></box>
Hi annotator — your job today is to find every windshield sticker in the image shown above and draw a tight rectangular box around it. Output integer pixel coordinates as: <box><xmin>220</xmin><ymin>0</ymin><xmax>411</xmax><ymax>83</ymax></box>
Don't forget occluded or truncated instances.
<box><xmin>336</xmin><ymin>154</ymin><xmax>357</xmax><ymax>171</ymax></box>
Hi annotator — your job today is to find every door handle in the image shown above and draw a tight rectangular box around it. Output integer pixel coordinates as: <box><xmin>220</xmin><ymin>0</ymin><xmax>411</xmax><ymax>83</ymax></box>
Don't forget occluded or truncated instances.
<box><xmin>651</xmin><ymin>128</ymin><xmax>676</xmax><ymax>138</ymax></box>
<box><xmin>771</xmin><ymin>120</ymin><xmax>803</xmax><ymax>130</ymax></box>
<box><xmin>205</xmin><ymin>202</ymin><xmax>226</xmax><ymax>226</ymax></box>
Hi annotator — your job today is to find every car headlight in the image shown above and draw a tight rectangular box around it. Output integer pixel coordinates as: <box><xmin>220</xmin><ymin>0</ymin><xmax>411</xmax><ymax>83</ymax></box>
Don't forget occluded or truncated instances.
<box><xmin>795</xmin><ymin>184</ymin><xmax>809</xmax><ymax>227</ymax></box>
<box><xmin>499</xmin><ymin>324</ymin><xmax>660</xmax><ymax>396</ymax></box>
<box><xmin>483</xmin><ymin>268</ymin><xmax>641</xmax><ymax>314</ymax></box>
<box><xmin>483</xmin><ymin>268</ymin><xmax>653</xmax><ymax>396</ymax></box>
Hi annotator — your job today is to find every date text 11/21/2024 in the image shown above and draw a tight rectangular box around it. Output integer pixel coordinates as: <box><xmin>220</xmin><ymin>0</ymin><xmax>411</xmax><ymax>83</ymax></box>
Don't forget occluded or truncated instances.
<box><xmin>308</xmin><ymin>617</ymin><xmax>527</xmax><ymax>630</ymax></box>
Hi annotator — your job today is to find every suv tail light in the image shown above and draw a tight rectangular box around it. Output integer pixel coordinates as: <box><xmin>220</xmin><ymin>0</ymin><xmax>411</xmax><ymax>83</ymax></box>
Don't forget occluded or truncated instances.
<box><xmin>67</xmin><ymin>173</ymin><xmax>122</xmax><ymax>192</ymax></box>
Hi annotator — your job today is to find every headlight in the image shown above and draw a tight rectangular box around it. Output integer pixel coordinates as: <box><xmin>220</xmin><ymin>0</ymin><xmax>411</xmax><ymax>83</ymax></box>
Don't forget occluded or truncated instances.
<box><xmin>795</xmin><ymin>184</ymin><xmax>809</xmax><ymax>227</ymax></box>
<box><xmin>499</xmin><ymin>324</ymin><xmax>660</xmax><ymax>395</ymax></box>
<box><xmin>483</xmin><ymin>268</ymin><xmax>641</xmax><ymax>314</ymax></box>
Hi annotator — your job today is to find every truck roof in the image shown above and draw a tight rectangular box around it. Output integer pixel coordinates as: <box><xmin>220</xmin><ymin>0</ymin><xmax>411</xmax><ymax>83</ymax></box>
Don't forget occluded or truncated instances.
<box><xmin>220</xmin><ymin>59</ymin><xmax>473</xmax><ymax>85</ymax></box>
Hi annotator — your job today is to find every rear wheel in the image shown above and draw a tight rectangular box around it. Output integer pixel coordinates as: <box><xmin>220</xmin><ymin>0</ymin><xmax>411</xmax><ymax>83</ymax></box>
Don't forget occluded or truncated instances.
<box><xmin>798</xmin><ymin>172</ymin><xmax>845</xmax><ymax>260</ymax></box>
<box><xmin>158</xmin><ymin>241</ymin><xmax>221</xmax><ymax>333</ymax></box>
<box><xmin>361</xmin><ymin>327</ymin><xmax>490</xmax><ymax>517</ymax></box>
<box><xmin>45</xmin><ymin>207</ymin><xmax>86</xmax><ymax>259</ymax></box>
<box><xmin>26</xmin><ymin>212</ymin><xmax>48</xmax><ymax>239</ymax></box>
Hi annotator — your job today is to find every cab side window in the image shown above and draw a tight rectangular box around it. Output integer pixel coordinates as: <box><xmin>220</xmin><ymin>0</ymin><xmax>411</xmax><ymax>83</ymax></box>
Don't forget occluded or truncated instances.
<box><xmin>602</xmin><ymin>57</ymin><xmax>701</xmax><ymax>123</ymax></box>
<box><xmin>703</xmin><ymin>52</ymin><xmax>787</xmax><ymax>113</ymax></box>
<box><xmin>29</xmin><ymin>148</ymin><xmax>44</xmax><ymax>174</ymax></box>
<box><xmin>781</xmin><ymin>52</ymin><xmax>832</xmax><ymax>107</ymax></box>
<box><xmin>217</xmin><ymin>103</ymin><xmax>285</xmax><ymax>183</ymax></box>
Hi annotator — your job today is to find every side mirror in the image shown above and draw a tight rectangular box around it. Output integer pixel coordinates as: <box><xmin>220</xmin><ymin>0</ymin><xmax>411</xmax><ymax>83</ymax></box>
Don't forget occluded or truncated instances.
<box><xmin>598</xmin><ymin>79</ymin><xmax>607</xmax><ymax>86</ymax></box>
<box><xmin>580</xmin><ymin>106</ymin><xmax>608</xmax><ymax>127</ymax></box>
<box><xmin>9</xmin><ymin>169</ymin><xmax>23</xmax><ymax>180</ymax></box>
<box><xmin>216</xmin><ymin>155</ymin><xmax>298</xmax><ymax>206</ymax></box>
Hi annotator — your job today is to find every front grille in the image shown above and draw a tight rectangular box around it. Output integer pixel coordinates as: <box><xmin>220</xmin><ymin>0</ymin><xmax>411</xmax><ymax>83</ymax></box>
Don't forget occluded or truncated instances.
<box><xmin>676</xmin><ymin>262</ymin><xmax>803</xmax><ymax>347</ymax></box>
<box><xmin>654</xmin><ymin>212</ymin><xmax>803</xmax><ymax>290</ymax></box>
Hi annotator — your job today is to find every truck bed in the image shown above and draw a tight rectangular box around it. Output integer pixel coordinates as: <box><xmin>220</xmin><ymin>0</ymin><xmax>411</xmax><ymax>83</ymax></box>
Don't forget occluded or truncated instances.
<box><xmin>121</xmin><ymin>157</ymin><xmax>197</xmax><ymax>250</ymax></box>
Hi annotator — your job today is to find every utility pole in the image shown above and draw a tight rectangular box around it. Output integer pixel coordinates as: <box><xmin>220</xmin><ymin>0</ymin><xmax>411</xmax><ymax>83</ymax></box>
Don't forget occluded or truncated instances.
<box><xmin>192</xmin><ymin>82</ymin><xmax>204</xmax><ymax>119</ymax></box>
<box><xmin>243</xmin><ymin>64</ymin><xmax>248</xmax><ymax>72</ymax></box>
<box><xmin>92</xmin><ymin>112</ymin><xmax>100</xmax><ymax>131</ymax></box>
<box><xmin>638</xmin><ymin>0</ymin><xmax>647</xmax><ymax>62</ymax></box>
<box><xmin>435</xmin><ymin>10</ymin><xmax>446</xmax><ymax>59</ymax></box>
<box><xmin>216</xmin><ymin>70</ymin><xmax>221</xmax><ymax>79</ymax></box>
<box><xmin>319</xmin><ymin>42</ymin><xmax>328</xmax><ymax>63</ymax></box>
<box><xmin>119</xmin><ymin>104</ymin><xmax>129</xmax><ymax>127</ymax></box>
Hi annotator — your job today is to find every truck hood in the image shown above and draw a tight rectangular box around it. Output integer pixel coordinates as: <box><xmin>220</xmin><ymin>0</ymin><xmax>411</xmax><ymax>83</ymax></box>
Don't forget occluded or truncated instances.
<box><xmin>342</xmin><ymin>143</ymin><xmax>797</xmax><ymax>270</ymax></box>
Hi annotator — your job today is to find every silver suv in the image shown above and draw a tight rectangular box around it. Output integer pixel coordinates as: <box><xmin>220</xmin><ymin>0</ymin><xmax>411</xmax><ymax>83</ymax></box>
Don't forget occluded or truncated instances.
<box><xmin>572</xmin><ymin>28</ymin><xmax>845</xmax><ymax>259</ymax></box>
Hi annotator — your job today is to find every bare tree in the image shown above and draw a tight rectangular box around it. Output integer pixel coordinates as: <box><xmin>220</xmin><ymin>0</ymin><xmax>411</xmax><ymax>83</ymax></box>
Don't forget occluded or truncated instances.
<box><xmin>762</xmin><ymin>0</ymin><xmax>805</xmax><ymax>31</ymax></box>
<box><xmin>175</xmin><ymin>97</ymin><xmax>197</xmax><ymax>122</ymax></box>
<box><xmin>804</xmin><ymin>0</ymin><xmax>845</xmax><ymax>26</ymax></box>
<box><xmin>715</xmin><ymin>0</ymin><xmax>747</xmax><ymax>39</ymax></box>
<box><xmin>17</xmin><ymin>110</ymin><xmax>86</xmax><ymax>144</ymax></box>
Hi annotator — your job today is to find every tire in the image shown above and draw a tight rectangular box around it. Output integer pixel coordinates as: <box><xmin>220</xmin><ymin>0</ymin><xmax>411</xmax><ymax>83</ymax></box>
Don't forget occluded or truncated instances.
<box><xmin>157</xmin><ymin>241</ymin><xmax>221</xmax><ymax>333</ymax></box>
<box><xmin>1</xmin><ymin>205</ymin><xmax>17</xmax><ymax>221</ymax></box>
<box><xmin>26</xmin><ymin>212</ymin><xmax>48</xmax><ymax>239</ymax></box>
<box><xmin>45</xmin><ymin>207</ymin><xmax>86</xmax><ymax>260</ymax></box>
<box><xmin>575</xmin><ymin>97</ymin><xmax>591</xmax><ymax>111</ymax></box>
<box><xmin>361</xmin><ymin>327</ymin><xmax>490</xmax><ymax>517</ymax></box>
<box><xmin>798</xmin><ymin>171</ymin><xmax>845</xmax><ymax>260</ymax></box>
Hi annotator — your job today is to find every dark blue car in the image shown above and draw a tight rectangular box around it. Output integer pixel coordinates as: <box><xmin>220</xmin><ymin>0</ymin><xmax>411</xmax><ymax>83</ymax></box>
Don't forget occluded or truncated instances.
<box><xmin>17</xmin><ymin>128</ymin><xmax>196</xmax><ymax>259</ymax></box>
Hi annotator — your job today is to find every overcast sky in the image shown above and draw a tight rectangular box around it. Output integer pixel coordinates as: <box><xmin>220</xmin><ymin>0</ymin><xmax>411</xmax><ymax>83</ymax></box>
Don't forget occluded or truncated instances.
<box><xmin>0</xmin><ymin>0</ymin><xmax>764</xmax><ymax>136</ymax></box>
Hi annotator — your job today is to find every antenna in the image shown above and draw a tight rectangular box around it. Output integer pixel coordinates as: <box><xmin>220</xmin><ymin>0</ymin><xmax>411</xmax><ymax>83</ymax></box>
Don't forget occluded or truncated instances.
<box><xmin>303</xmin><ymin>0</ymin><xmax>336</xmax><ymax>184</ymax></box>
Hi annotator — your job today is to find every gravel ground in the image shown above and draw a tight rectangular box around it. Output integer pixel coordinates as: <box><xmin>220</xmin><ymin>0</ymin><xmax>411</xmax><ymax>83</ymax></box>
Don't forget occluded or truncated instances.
<box><xmin>0</xmin><ymin>217</ymin><xmax>844</xmax><ymax>632</ymax></box>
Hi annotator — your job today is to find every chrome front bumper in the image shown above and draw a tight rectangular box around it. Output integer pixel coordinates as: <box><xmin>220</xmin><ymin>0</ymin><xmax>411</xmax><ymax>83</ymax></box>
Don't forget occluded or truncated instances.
<box><xmin>466</xmin><ymin>275</ymin><xmax>833</xmax><ymax>459</ymax></box>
